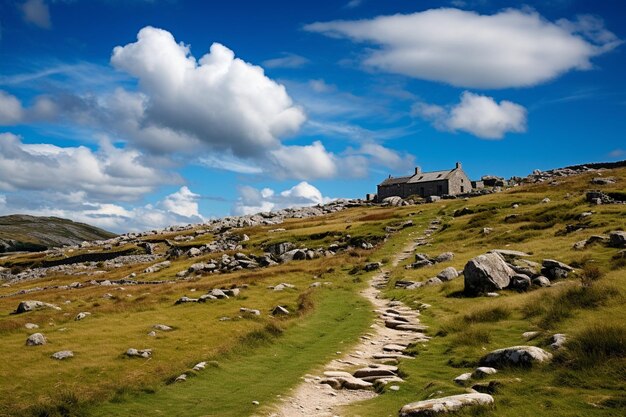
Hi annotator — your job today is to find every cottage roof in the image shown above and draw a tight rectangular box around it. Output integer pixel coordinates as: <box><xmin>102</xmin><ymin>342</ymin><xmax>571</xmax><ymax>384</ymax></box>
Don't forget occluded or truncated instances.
<box><xmin>378</xmin><ymin>168</ymin><xmax>457</xmax><ymax>186</ymax></box>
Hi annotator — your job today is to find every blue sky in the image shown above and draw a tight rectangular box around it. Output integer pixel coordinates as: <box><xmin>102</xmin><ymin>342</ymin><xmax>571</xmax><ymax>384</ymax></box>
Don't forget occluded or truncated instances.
<box><xmin>0</xmin><ymin>0</ymin><xmax>624</xmax><ymax>232</ymax></box>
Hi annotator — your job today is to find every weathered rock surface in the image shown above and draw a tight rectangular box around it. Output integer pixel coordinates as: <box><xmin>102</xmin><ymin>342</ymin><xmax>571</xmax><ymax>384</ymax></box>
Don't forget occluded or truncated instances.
<box><xmin>51</xmin><ymin>350</ymin><xmax>74</xmax><ymax>360</ymax></box>
<box><xmin>480</xmin><ymin>346</ymin><xmax>552</xmax><ymax>367</ymax></box>
<box><xmin>126</xmin><ymin>348</ymin><xmax>152</xmax><ymax>358</ymax></box>
<box><xmin>464</xmin><ymin>253</ymin><xmax>515</xmax><ymax>295</ymax></box>
<box><xmin>14</xmin><ymin>300</ymin><xmax>61</xmax><ymax>314</ymax></box>
<box><xmin>26</xmin><ymin>333</ymin><xmax>47</xmax><ymax>346</ymax></box>
<box><xmin>399</xmin><ymin>393</ymin><xmax>494</xmax><ymax>416</ymax></box>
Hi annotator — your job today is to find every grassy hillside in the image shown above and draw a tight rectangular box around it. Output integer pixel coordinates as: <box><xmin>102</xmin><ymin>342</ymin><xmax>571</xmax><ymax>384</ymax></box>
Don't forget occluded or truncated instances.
<box><xmin>0</xmin><ymin>167</ymin><xmax>624</xmax><ymax>417</ymax></box>
<box><xmin>0</xmin><ymin>215</ymin><xmax>116</xmax><ymax>252</ymax></box>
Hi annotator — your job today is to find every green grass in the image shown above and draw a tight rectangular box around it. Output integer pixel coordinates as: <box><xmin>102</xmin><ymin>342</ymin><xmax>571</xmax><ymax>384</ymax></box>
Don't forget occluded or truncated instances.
<box><xmin>89</xmin><ymin>287</ymin><xmax>373</xmax><ymax>417</ymax></box>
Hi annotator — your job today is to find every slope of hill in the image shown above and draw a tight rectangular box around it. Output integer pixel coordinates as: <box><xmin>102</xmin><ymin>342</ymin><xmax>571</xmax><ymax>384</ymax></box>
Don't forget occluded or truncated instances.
<box><xmin>0</xmin><ymin>166</ymin><xmax>623</xmax><ymax>417</ymax></box>
<box><xmin>0</xmin><ymin>215</ymin><xmax>116</xmax><ymax>253</ymax></box>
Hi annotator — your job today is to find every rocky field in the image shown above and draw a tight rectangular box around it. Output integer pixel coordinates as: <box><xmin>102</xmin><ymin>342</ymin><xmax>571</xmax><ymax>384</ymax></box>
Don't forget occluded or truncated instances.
<box><xmin>0</xmin><ymin>166</ymin><xmax>624</xmax><ymax>417</ymax></box>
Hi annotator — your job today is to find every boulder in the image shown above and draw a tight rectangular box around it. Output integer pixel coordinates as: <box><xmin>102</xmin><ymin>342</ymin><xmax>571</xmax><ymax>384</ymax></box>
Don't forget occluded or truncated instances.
<box><xmin>464</xmin><ymin>253</ymin><xmax>515</xmax><ymax>295</ymax></box>
<box><xmin>210</xmin><ymin>289</ymin><xmax>229</xmax><ymax>299</ymax></box>
<box><xmin>26</xmin><ymin>333</ymin><xmax>47</xmax><ymax>346</ymax></box>
<box><xmin>542</xmin><ymin>259</ymin><xmax>574</xmax><ymax>280</ymax></box>
<box><xmin>480</xmin><ymin>346</ymin><xmax>552</xmax><ymax>367</ymax></box>
<box><xmin>382</xmin><ymin>196</ymin><xmax>403</xmax><ymax>207</ymax></box>
<box><xmin>265</xmin><ymin>242</ymin><xmax>295</xmax><ymax>256</ymax></box>
<box><xmin>472</xmin><ymin>367</ymin><xmax>498</xmax><ymax>378</ymax></box>
<box><xmin>609</xmin><ymin>231</ymin><xmax>626</xmax><ymax>248</ymax></box>
<box><xmin>436</xmin><ymin>267</ymin><xmax>458</xmax><ymax>281</ymax></box>
<box><xmin>14</xmin><ymin>300</ymin><xmax>60</xmax><ymax>314</ymax></box>
<box><xmin>453</xmin><ymin>373</ymin><xmax>472</xmax><ymax>385</ymax></box>
<box><xmin>51</xmin><ymin>350</ymin><xmax>74</xmax><ymax>360</ymax></box>
<box><xmin>280</xmin><ymin>249</ymin><xmax>307</xmax><ymax>263</ymax></box>
<box><xmin>399</xmin><ymin>393</ymin><xmax>494</xmax><ymax>416</ymax></box>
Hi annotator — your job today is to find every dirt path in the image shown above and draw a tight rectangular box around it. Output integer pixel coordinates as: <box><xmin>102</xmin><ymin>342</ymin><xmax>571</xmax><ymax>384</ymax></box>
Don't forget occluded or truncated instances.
<box><xmin>264</xmin><ymin>221</ymin><xmax>438</xmax><ymax>417</ymax></box>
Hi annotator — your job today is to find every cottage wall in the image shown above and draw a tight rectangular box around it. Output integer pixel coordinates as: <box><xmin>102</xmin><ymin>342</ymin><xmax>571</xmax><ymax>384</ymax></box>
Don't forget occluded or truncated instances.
<box><xmin>447</xmin><ymin>170</ymin><xmax>472</xmax><ymax>194</ymax></box>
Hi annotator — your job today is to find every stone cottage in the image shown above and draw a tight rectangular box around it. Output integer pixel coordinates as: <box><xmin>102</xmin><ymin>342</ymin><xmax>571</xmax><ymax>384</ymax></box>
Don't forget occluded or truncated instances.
<box><xmin>377</xmin><ymin>162</ymin><xmax>471</xmax><ymax>200</ymax></box>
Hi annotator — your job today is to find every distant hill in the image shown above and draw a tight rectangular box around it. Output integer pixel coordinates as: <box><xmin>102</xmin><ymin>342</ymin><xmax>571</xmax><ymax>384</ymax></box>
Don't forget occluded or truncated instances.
<box><xmin>0</xmin><ymin>214</ymin><xmax>116</xmax><ymax>253</ymax></box>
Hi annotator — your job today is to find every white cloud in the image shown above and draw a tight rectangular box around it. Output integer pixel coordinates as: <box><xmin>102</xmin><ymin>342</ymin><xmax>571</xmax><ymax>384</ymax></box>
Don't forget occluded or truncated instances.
<box><xmin>159</xmin><ymin>186</ymin><xmax>201</xmax><ymax>218</ymax></box>
<box><xmin>20</xmin><ymin>0</ymin><xmax>51</xmax><ymax>29</ymax></box>
<box><xmin>0</xmin><ymin>91</ymin><xmax>24</xmax><ymax>124</ymax></box>
<box><xmin>354</xmin><ymin>142</ymin><xmax>415</xmax><ymax>169</ymax></box>
<box><xmin>110</xmin><ymin>27</ymin><xmax>306</xmax><ymax>158</ymax></box>
<box><xmin>262</xmin><ymin>53</ymin><xmax>310</xmax><ymax>69</ymax></box>
<box><xmin>232</xmin><ymin>181</ymin><xmax>333</xmax><ymax>215</ymax></box>
<box><xmin>0</xmin><ymin>132</ymin><xmax>177</xmax><ymax>201</ymax></box>
<box><xmin>269</xmin><ymin>141</ymin><xmax>338</xmax><ymax>180</ymax></box>
<box><xmin>608</xmin><ymin>149</ymin><xmax>624</xmax><ymax>158</ymax></box>
<box><xmin>0</xmin><ymin>186</ymin><xmax>205</xmax><ymax>233</ymax></box>
<box><xmin>305</xmin><ymin>8</ymin><xmax>621</xmax><ymax>88</ymax></box>
<box><xmin>412</xmin><ymin>92</ymin><xmax>527</xmax><ymax>139</ymax></box>
<box><xmin>345</xmin><ymin>0</ymin><xmax>363</xmax><ymax>9</ymax></box>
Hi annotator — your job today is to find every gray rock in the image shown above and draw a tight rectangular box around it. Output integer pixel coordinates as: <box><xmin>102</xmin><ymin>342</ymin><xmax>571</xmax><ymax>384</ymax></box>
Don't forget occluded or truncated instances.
<box><xmin>522</xmin><ymin>331</ymin><xmax>540</xmax><ymax>339</ymax></box>
<box><xmin>240</xmin><ymin>307</ymin><xmax>260</xmax><ymax>316</ymax></box>
<box><xmin>153</xmin><ymin>324</ymin><xmax>173</xmax><ymax>331</ymax></box>
<box><xmin>489</xmin><ymin>249</ymin><xmax>530</xmax><ymax>259</ymax></box>
<box><xmin>453</xmin><ymin>372</ymin><xmax>473</xmax><ymax>385</ymax></box>
<box><xmin>210</xmin><ymin>289</ymin><xmax>229</xmax><ymax>299</ymax></box>
<box><xmin>464</xmin><ymin>253</ymin><xmax>515</xmax><ymax>295</ymax></box>
<box><xmin>364</xmin><ymin>262</ymin><xmax>382</xmax><ymax>272</ymax></box>
<box><xmin>509</xmin><ymin>274</ymin><xmax>531</xmax><ymax>291</ymax></box>
<box><xmin>532</xmin><ymin>276</ymin><xmax>551</xmax><ymax>287</ymax></box>
<box><xmin>423</xmin><ymin>277</ymin><xmax>443</xmax><ymax>286</ymax></box>
<box><xmin>399</xmin><ymin>393</ymin><xmax>494</xmax><ymax>416</ymax></box>
<box><xmin>51</xmin><ymin>350</ymin><xmax>74</xmax><ymax>360</ymax></box>
<box><xmin>265</xmin><ymin>242</ymin><xmax>295</xmax><ymax>256</ymax></box>
<box><xmin>542</xmin><ymin>259</ymin><xmax>574</xmax><ymax>271</ymax></box>
<box><xmin>75</xmin><ymin>312</ymin><xmax>91</xmax><ymax>321</ymax></box>
<box><xmin>26</xmin><ymin>333</ymin><xmax>47</xmax><ymax>346</ymax></box>
<box><xmin>382</xmin><ymin>196</ymin><xmax>403</xmax><ymax>207</ymax></box>
<box><xmin>436</xmin><ymin>267</ymin><xmax>459</xmax><ymax>281</ymax></box>
<box><xmin>609</xmin><ymin>231</ymin><xmax>626</xmax><ymax>248</ymax></box>
<box><xmin>175</xmin><ymin>374</ymin><xmax>187</xmax><ymax>382</ymax></box>
<box><xmin>175</xmin><ymin>296</ymin><xmax>198</xmax><ymax>304</ymax></box>
<box><xmin>472</xmin><ymin>367</ymin><xmax>498</xmax><ymax>378</ymax></box>
<box><xmin>480</xmin><ymin>345</ymin><xmax>552</xmax><ymax>367</ymax></box>
<box><xmin>15</xmin><ymin>300</ymin><xmax>61</xmax><ymax>314</ymax></box>
<box><xmin>24</xmin><ymin>323</ymin><xmax>39</xmax><ymax>329</ymax></box>
<box><xmin>435</xmin><ymin>252</ymin><xmax>454</xmax><ymax>263</ymax></box>
<box><xmin>550</xmin><ymin>333</ymin><xmax>567</xmax><ymax>350</ymax></box>
<box><xmin>353</xmin><ymin>364</ymin><xmax>398</xmax><ymax>378</ymax></box>
<box><xmin>271</xmin><ymin>305</ymin><xmax>289</xmax><ymax>315</ymax></box>
<box><xmin>126</xmin><ymin>348</ymin><xmax>152</xmax><ymax>358</ymax></box>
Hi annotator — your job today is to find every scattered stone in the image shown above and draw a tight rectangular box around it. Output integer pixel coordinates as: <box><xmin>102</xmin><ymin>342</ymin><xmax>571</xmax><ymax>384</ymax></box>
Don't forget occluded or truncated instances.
<box><xmin>550</xmin><ymin>334</ymin><xmax>567</xmax><ymax>350</ymax></box>
<box><xmin>522</xmin><ymin>331</ymin><xmax>540</xmax><ymax>340</ymax></box>
<box><xmin>153</xmin><ymin>324</ymin><xmax>173</xmax><ymax>331</ymax></box>
<box><xmin>609</xmin><ymin>231</ymin><xmax>626</xmax><ymax>248</ymax></box>
<box><xmin>542</xmin><ymin>259</ymin><xmax>574</xmax><ymax>280</ymax></box>
<box><xmin>14</xmin><ymin>300</ymin><xmax>61</xmax><ymax>314</ymax></box>
<box><xmin>434</xmin><ymin>252</ymin><xmax>454</xmax><ymax>263</ymax></box>
<box><xmin>454</xmin><ymin>373</ymin><xmax>473</xmax><ymax>385</ymax></box>
<box><xmin>193</xmin><ymin>361</ymin><xmax>207</xmax><ymax>371</ymax></box>
<box><xmin>389</xmin><ymin>385</ymin><xmax>400</xmax><ymax>391</ymax></box>
<box><xmin>541</xmin><ymin>198</ymin><xmax>551</xmax><ymax>204</ymax></box>
<box><xmin>472</xmin><ymin>367</ymin><xmax>498</xmax><ymax>378</ymax></box>
<box><xmin>399</xmin><ymin>393</ymin><xmax>494</xmax><ymax>416</ymax></box>
<box><xmin>436</xmin><ymin>267</ymin><xmax>458</xmax><ymax>281</ymax></box>
<box><xmin>24</xmin><ymin>323</ymin><xmax>39</xmax><ymax>329</ymax></box>
<box><xmin>26</xmin><ymin>333</ymin><xmax>47</xmax><ymax>346</ymax></box>
<box><xmin>175</xmin><ymin>374</ymin><xmax>187</xmax><ymax>382</ymax></box>
<box><xmin>472</xmin><ymin>380</ymin><xmax>502</xmax><ymax>394</ymax></box>
<box><xmin>240</xmin><ymin>307</ymin><xmax>260</xmax><ymax>316</ymax></box>
<box><xmin>252</xmin><ymin>400</ymin><xmax>260</xmax><ymax>406</ymax></box>
<box><xmin>51</xmin><ymin>350</ymin><xmax>73</xmax><ymax>360</ymax></box>
<box><xmin>175</xmin><ymin>296</ymin><xmax>198</xmax><ymax>304</ymax></box>
<box><xmin>74</xmin><ymin>312</ymin><xmax>91</xmax><ymax>321</ymax></box>
<box><xmin>147</xmin><ymin>331</ymin><xmax>157</xmax><ymax>337</ymax></box>
<box><xmin>364</xmin><ymin>262</ymin><xmax>382</xmax><ymax>272</ymax></box>
<box><xmin>480</xmin><ymin>346</ymin><xmax>552</xmax><ymax>367</ymax></box>
<box><xmin>271</xmin><ymin>305</ymin><xmax>289</xmax><ymax>316</ymax></box>
<box><xmin>126</xmin><ymin>348</ymin><xmax>152</xmax><ymax>358</ymax></box>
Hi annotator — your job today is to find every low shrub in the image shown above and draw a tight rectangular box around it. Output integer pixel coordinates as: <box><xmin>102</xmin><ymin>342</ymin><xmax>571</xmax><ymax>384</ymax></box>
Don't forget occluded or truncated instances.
<box><xmin>560</xmin><ymin>324</ymin><xmax>626</xmax><ymax>369</ymax></box>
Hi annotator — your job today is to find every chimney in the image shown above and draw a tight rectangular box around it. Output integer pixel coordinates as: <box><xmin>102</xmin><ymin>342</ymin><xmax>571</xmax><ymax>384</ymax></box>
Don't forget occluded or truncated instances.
<box><xmin>414</xmin><ymin>166</ymin><xmax>422</xmax><ymax>175</ymax></box>
<box><xmin>455</xmin><ymin>162</ymin><xmax>462</xmax><ymax>170</ymax></box>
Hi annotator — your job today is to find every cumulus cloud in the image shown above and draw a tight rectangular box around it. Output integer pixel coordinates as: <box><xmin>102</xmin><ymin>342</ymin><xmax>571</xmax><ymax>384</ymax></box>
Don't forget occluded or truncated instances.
<box><xmin>262</xmin><ymin>53</ymin><xmax>309</xmax><ymax>69</ymax></box>
<box><xmin>20</xmin><ymin>0</ymin><xmax>51</xmax><ymax>29</ymax></box>
<box><xmin>269</xmin><ymin>141</ymin><xmax>338</xmax><ymax>180</ymax></box>
<box><xmin>232</xmin><ymin>181</ymin><xmax>333</xmax><ymax>215</ymax></box>
<box><xmin>110</xmin><ymin>27</ymin><xmax>306</xmax><ymax>158</ymax></box>
<box><xmin>305</xmin><ymin>8</ymin><xmax>621</xmax><ymax>88</ymax></box>
<box><xmin>412</xmin><ymin>92</ymin><xmax>527</xmax><ymax>139</ymax></box>
<box><xmin>0</xmin><ymin>186</ymin><xmax>204</xmax><ymax>233</ymax></box>
<box><xmin>0</xmin><ymin>91</ymin><xmax>24</xmax><ymax>124</ymax></box>
<box><xmin>0</xmin><ymin>132</ymin><xmax>177</xmax><ymax>201</ymax></box>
